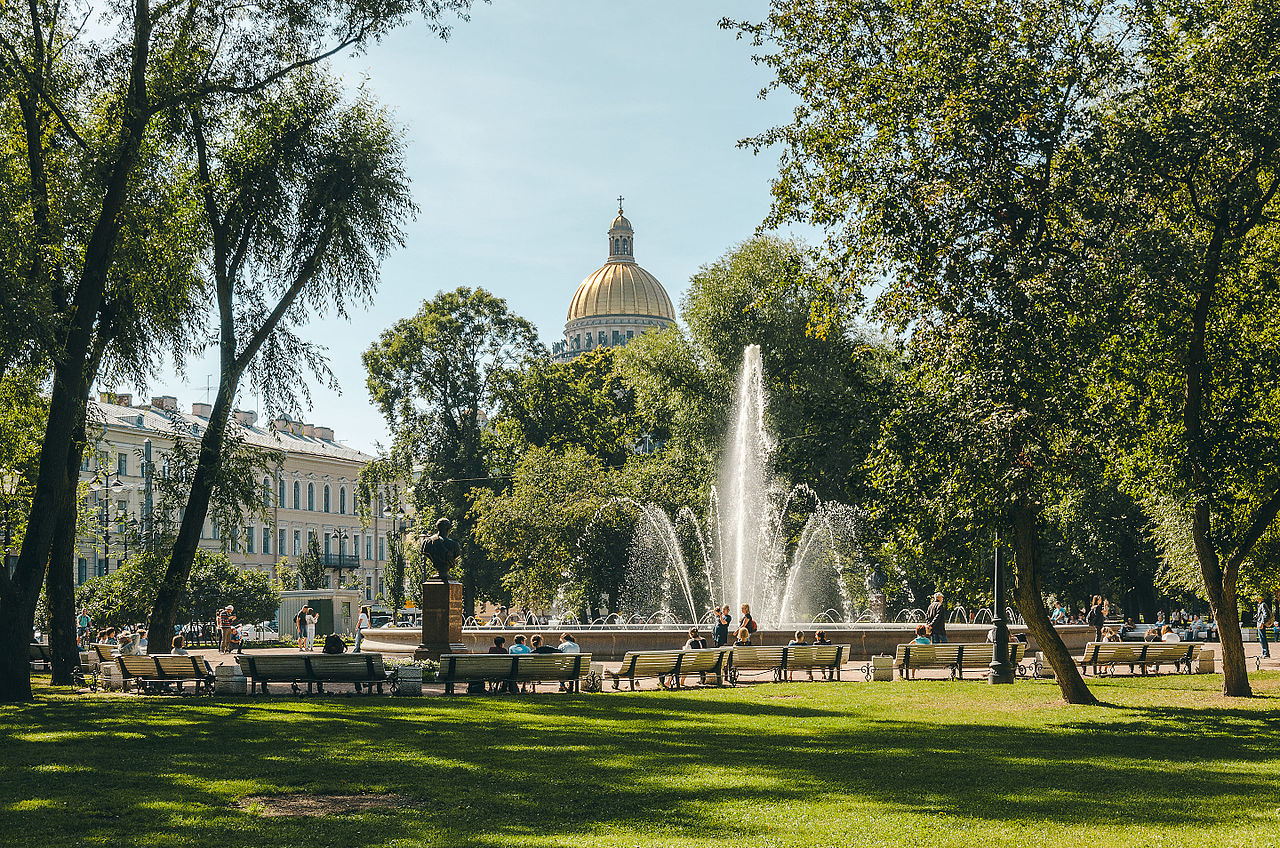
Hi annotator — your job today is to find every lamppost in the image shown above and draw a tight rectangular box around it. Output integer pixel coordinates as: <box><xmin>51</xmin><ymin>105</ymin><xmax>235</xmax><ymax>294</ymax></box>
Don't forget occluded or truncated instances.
<box><xmin>988</xmin><ymin>542</ymin><xmax>1015</xmax><ymax>684</ymax></box>
<box><xmin>329</xmin><ymin>529</ymin><xmax>351</xmax><ymax>588</ymax></box>
<box><xmin>89</xmin><ymin>469</ymin><xmax>130</xmax><ymax>572</ymax></box>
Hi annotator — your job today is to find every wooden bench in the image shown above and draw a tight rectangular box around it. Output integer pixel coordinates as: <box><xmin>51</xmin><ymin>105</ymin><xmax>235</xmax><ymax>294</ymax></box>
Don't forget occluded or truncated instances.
<box><xmin>728</xmin><ymin>645</ymin><xmax>846</xmax><ymax>683</ymax></box>
<box><xmin>29</xmin><ymin>643</ymin><xmax>52</xmax><ymax>671</ymax></box>
<box><xmin>438</xmin><ymin>653</ymin><xmax>593</xmax><ymax>695</ymax></box>
<box><xmin>895</xmin><ymin>642</ymin><xmax>1026</xmax><ymax>679</ymax></box>
<box><xmin>1076</xmin><ymin>642</ymin><xmax>1199</xmax><ymax>676</ymax></box>
<box><xmin>117</xmin><ymin>655</ymin><xmax>215</xmax><ymax>694</ymax></box>
<box><xmin>236</xmin><ymin>654</ymin><xmax>390</xmax><ymax>694</ymax></box>
<box><xmin>607</xmin><ymin>648</ymin><xmax>731</xmax><ymax>690</ymax></box>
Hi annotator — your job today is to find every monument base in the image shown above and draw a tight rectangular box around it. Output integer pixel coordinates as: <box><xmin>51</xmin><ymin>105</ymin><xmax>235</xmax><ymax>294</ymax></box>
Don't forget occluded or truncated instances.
<box><xmin>869</xmin><ymin>592</ymin><xmax>886</xmax><ymax>623</ymax></box>
<box><xmin>415</xmin><ymin>580</ymin><xmax>465</xmax><ymax>660</ymax></box>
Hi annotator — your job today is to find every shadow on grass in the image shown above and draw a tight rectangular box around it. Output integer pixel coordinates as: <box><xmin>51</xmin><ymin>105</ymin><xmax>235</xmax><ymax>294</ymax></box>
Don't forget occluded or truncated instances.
<box><xmin>1</xmin><ymin>679</ymin><xmax>1278</xmax><ymax>847</ymax></box>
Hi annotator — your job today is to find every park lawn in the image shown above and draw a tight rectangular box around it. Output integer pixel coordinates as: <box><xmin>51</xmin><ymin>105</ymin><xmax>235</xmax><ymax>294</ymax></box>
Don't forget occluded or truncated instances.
<box><xmin>1</xmin><ymin>673</ymin><xmax>1278</xmax><ymax>848</ymax></box>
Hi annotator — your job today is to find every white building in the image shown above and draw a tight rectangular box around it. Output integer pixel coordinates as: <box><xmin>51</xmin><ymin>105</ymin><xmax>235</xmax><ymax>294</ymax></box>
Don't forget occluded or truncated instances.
<box><xmin>76</xmin><ymin>393</ymin><xmax>397</xmax><ymax>603</ymax></box>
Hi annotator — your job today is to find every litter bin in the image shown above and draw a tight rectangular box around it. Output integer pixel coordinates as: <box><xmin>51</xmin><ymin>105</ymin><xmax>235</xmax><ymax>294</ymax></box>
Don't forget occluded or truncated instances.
<box><xmin>872</xmin><ymin>654</ymin><xmax>894</xmax><ymax>681</ymax></box>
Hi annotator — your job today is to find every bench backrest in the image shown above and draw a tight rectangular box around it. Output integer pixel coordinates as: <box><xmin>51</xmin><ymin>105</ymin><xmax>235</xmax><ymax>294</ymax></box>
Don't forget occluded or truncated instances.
<box><xmin>155</xmin><ymin>655</ymin><xmax>213</xmax><ymax>679</ymax></box>
<box><xmin>438</xmin><ymin>653</ymin><xmax>592</xmax><ymax>681</ymax></box>
<box><xmin>238</xmin><ymin>653</ymin><xmax>386</xmax><ymax>681</ymax></box>
<box><xmin>783</xmin><ymin>644</ymin><xmax>845</xmax><ymax>668</ymax></box>
<box><xmin>29</xmin><ymin>643</ymin><xmax>52</xmax><ymax>662</ymax></box>
<box><xmin>677</xmin><ymin>648</ymin><xmax>730</xmax><ymax>674</ymax></box>
<box><xmin>92</xmin><ymin>643</ymin><xmax>116</xmax><ymax>662</ymax></box>
<box><xmin>895</xmin><ymin>642</ymin><xmax>1024</xmax><ymax>668</ymax></box>
<box><xmin>1081</xmin><ymin>642</ymin><xmax>1197</xmax><ymax>665</ymax></box>
<box><xmin>615</xmin><ymin>648</ymin><xmax>729</xmax><ymax>678</ymax></box>
<box><xmin>729</xmin><ymin>646</ymin><xmax>786</xmax><ymax>669</ymax></box>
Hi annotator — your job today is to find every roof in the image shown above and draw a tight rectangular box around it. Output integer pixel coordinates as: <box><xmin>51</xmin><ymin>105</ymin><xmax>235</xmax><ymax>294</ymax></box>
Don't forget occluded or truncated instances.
<box><xmin>87</xmin><ymin>400</ymin><xmax>375</xmax><ymax>465</ymax></box>
<box><xmin>566</xmin><ymin>261</ymin><xmax>676</xmax><ymax>323</ymax></box>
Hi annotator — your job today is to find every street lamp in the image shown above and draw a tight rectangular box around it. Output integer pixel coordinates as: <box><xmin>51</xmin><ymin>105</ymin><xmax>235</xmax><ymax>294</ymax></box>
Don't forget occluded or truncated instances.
<box><xmin>89</xmin><ymin>469</ymin><xmax>131</xmax><ymax>572</ymax></box>
<box><xmin>988</xmin><ymin>543</ymin><xmax>1014</xmax><ymax>685</ymax></box>
<box><xmin>329</xmin><ymin>529</ymin><xmax>351</xmax><ymax>588</ymax></box>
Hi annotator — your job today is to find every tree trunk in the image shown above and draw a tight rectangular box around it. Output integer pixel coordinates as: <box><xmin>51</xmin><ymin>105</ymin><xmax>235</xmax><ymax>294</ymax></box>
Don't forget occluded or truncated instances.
<box><xmin>1012</xmin><ymin>500</ymin><xmax>1099</xmax><ymax>705</ymax></box>
<box><xmin>45</xmin><ymin>498</ymin><xmax>81</xmax><ymax>686</ymax></box>
<box><xmin>146</xmin><ymin>388</ymin><xmax>233</xmax><ymax>653</ymax></box>
<box><xmin>1192</xmin><ymin>522</ymin><xmax>1252</xmax><ymax>696</ymax></box>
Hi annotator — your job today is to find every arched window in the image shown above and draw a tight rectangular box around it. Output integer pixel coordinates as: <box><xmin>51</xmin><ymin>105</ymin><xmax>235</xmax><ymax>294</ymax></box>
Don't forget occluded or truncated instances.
<box><xmin>279</xmin><ymin>477</ymin><xmax>285</xmax><ymax>506</ymax></box>
<box><xmin>307</xmin><ymin>483</ymin><xmax>315</xmax><ymax>511</ymax></box>
<box><xmin>622</xmin><ymin>237</ymin><xmax>629</xmax><ymax>254</ymax></box>
<box><xmin>613</xmin><ymin>237</ymin><xmax>620</xmax><ymax>253</ymax></box>
<box><xmin>293</xmin><ymin>481</ymin><xmax>300</xmax><ymax>510</ymax></box>
<box><xmin>323</xmin><ymin>485</ymin><xmax>331</xmax><ymax>513</ymax></box>
<box><xmin>262</xmin><ymin>476</ymin><xmax>271</xmax><ymax>509</ymax></box>
<box><xmin>339</xmin><ymin>487</ymin><xmax>347</xmax><ymax>515</ymax></box>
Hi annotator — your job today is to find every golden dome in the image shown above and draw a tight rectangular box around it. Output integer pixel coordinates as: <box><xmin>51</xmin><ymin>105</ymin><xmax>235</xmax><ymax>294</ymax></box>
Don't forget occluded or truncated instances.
<box><xmin>567</xmin><ymin>261</ymin><xmax>675</xmax><ymax>322</ymax></box>
<box><xmin>611</xmin><ymin>213</ymin><xmax>632</xmax><ymax>231</ymax></box>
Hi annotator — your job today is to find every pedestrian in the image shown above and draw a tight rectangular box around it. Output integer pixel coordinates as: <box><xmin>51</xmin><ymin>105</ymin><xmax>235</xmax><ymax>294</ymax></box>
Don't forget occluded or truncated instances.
<box><xmin>925</xmin><ymin>593</ymin><xmax>948</xmax><ymax>644</ymax></box>
<box><xmin>1257</xmin><ymin>595</ymin><xmax>1272</xmax><ymax>659</ymax></box>
<box><xmin>76</xmin><ymin>609</ymin><xmax>91</xmax><ymax>648</ymax></box>
<box><xmin>217</xmin><ymin>605</ymin><xmax>237</xmax><ymax>653</ymax></box>
<box><xmin>712</xmin><ymin>605</ymin><xmax>732</xmax><ymax>647</ymax></box>
<box><xmin>305</xmin><ymin>607</ymin><xmax>318</xmax><ymax>651</ymax></box>
<box><xmin>294</xmin><ymin>606</ymin><xmax>309</xmax><ymax>651</ymax></box>
<box><xmin>354</xmin><ymin>605</ymin><xmax>371</xmax><ymax>653</ymax></box>
<box><xmin>1087</xmin><ymin>595</ymin><xmax>1106</xmax><ymax>643</ymax></box>
<box><xmin>740</xmin><ymin>603</ymin><xmax>757</xmax><ymax>635</ymax></box>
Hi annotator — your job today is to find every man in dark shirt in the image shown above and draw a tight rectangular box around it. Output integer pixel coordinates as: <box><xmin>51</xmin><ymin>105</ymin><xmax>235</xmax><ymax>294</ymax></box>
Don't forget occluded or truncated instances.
<box><xmin>419</xmin><ymin>518</ymin><xmax>462</xmax><ymax>583</ymax></box>
<box><xmin>530</xmin><ymin>635</ymin><xmax>559</xmax><ymax>654</ymax></box>
<box><xmin>925</xmin><ymin>593</ymin><xmax>948</xmax><ymax>644</ymax></box>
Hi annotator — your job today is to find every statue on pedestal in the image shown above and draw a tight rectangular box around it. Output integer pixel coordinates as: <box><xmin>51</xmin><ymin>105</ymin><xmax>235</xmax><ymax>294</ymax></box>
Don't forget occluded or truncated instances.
<box><xmin>419</xmin><ymin>518</ymin><xmax>461</xmax><ymax>583</ymax></box>
<box><xmin>415</xmin><ymin>517</ymin><xmax>465</xmax><ymax>660</ymax></box>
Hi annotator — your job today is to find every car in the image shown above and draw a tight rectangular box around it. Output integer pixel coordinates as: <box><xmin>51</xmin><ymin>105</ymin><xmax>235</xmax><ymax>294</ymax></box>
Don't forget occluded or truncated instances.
<box><xmin>371</xmin><ymin>615</ymin><xmax>393</xmax><ymax>629</ymax></box>
<box><xmin>238</xmin><ymin>622</ymin><xmax>279</xmax><ymax>642</ymax></box>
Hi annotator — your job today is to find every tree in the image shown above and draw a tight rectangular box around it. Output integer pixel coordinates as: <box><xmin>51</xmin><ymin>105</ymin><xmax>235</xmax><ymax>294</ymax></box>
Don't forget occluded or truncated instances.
<box><xmin>363</xmin><ymin>287</ymin><xmax>543</xmax><ymax>613</ymax></box>
<box><xmin>298</xmin><ymin>534</ymin><xmax>327</xmax><ymax>591</ymax></box>
<box><xmin>0</xmin><ymin>0</ymin><xmax>473</xmax><ymax>702</ymax></box>
<box><xmin>180</xmin><ymin>552</ymin><xmax>279</xmax><ymax>626</ymax></box>
<box><xmin>146</xmin><ymin>72</ymin><xmax>415</xmax><ymax>653</ymax></box>
<box><xmin>729</xmin><ymin>0</ymin><xmax>1134</xmax><ymax>703</ymax></box>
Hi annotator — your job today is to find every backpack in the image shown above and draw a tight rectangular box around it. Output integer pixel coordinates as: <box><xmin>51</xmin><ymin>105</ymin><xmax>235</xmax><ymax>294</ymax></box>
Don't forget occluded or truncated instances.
<box><xmin>322</xmin><ymin>633</ymin><xmax>347</xmax><ymax>654</ymax></box>
<box><xmin>746</xmin><ymin>617</ymin><xmax>758</xmax><ymax>634</ymax></box>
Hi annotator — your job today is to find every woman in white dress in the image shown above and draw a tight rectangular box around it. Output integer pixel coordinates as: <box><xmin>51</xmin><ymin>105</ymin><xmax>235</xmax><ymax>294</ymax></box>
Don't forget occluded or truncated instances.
<box><xmin>305</xmin><ymin>608</ymin><xmax>318</xmax><ymax>651</ymax></box>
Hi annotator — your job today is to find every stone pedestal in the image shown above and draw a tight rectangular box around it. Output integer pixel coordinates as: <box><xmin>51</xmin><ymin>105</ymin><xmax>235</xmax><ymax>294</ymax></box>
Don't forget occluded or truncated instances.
<box><xmin>415</xmin><ymin>580</ymin><xmax>466</xmax><ymax>660</ymax></box>
<box><xmin>869</xmin><ymin>592</ymin><xmax>887</xmax><ymax>623</ymax></box>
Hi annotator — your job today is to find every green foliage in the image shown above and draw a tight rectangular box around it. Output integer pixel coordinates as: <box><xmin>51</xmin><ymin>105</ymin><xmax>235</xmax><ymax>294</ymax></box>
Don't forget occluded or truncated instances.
<box><xmin>298</xmin><ymin>534</ymin><xmax>326</xmax><ymax>591</ymax></box>
<box><xmin>180</xmin><ymin>551</ymin><xmax>279</xmax><ymax>625</ymax></box>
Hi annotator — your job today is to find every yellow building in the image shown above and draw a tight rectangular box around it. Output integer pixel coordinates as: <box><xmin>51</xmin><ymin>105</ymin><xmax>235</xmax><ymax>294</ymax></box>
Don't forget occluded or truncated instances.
<box><xmin>552</xmin><ymin>202</ymin><xmax>677</xmax><ymax>363</ymax></box>
<box><xmin>76</xmin><ymin>394</ymin><xmax>396</xmax><ymax>604</ymax></box>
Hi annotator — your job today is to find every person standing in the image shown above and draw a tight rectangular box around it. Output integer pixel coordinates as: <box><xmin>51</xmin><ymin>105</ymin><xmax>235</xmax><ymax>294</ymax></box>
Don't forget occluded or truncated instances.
<box><xmin>1257</xmin><ymin>595</ymin><xmax>1272</xmax><ymax>659</ymax></box>
<box><xmin>419</xmin><ymin>518</ymin><xmax>462</xmax><ymax>583</ymax></box>
<box><xmin>925</xmin><ymin>593</ymin><xmax>948</xmax><ymax>644</ymax></box>
<box><xmin>712</xmin><ymin>605</ymin><xmax>732</xmax><ymax>648</ymax></box>
<box><xmin>1087</xmin><ymin>595</ymin><xmax>1106</xmax><ymax>643</ymax></box>
<box><xmin>305</xmin><ymin>607</ymin><xmax>318</xmax><ymax>651</ymax></box>
<box><xmin>294</xmin><ymin>606</ymin><xmax>309</xmax><ymax>651</ymax></box>
<box><xmin>740</xmin><ymin>603</ymin><xmax>757</xmax><ymax>635</ymax></box>
<box><xmin>217</xmin><ymin>605</ymin><xmax>237</xmax><ymax>653</ymax></box>
<box><xmin>76</xmin><ymin>609</ymin><xmax>91</xmax><ymax>648</ymax></box>
<box><xmin>354</xmin><ymin>605</ymin><xmax>371</xmax><ymax>653</ymax></box>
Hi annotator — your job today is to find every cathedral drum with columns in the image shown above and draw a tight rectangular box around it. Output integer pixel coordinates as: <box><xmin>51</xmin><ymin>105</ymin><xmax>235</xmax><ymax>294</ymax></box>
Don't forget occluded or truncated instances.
<box><xmin>552</xmin><ymin>202</ymin><xmax>676</xmax><ymax>363</ymax></box>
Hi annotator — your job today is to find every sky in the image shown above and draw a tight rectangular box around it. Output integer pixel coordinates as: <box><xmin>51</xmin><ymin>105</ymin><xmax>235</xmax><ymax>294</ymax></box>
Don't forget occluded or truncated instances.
<box><xmin>128</xmin><ymin>1</ymin><xmax>802</xmax><ymax>454</ymax></box>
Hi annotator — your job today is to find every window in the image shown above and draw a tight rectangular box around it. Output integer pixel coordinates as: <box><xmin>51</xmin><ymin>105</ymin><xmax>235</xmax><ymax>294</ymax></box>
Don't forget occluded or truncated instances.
<box><xmin>379</xmin><ymin>535</ymin><xmax>386</xmax><ymax>561</ymax></box>
<box><xmin>293</xmin><ymin>481</ymin><xmax>301</xmax><ymax>510</ymax></box>
<box><xmin>365</xmin><ymin>536</ymin><xmax>373</xmax><ymax>560</ymax></box>
<box><xmin>262</xmin><ymin>527</ymin><xmax>271</xmax><ymax>555</ymax></box>
<box><xmin>366</xmin><ymin>576</ymin><xmax>372</xmax><ymax>601</ymax></box>
<box><xmin>78</xmin><ymin>558</ymin><xmax>87</xmax><ymax>584</ymax></box>
<box><xmin>279</xmin><ymin>528</ymin><xmax>286</xmax><ymax>556</ymax></box>
<box><xmin>352</xmin><ymin>534</ymin><xmax>360</xmax><ymax>560</ymax></box>
<box><xmin>81</xmin><ymin>455</ymin><xmax>91</xmax><ymax>472</ymax></box>
<box><xmin>339</xmin><ymin>487</ymin><xmax>346</xmax><ymax>515</ymax></box>
<box><xmin>324</xmin><ymin>534</ymin><xmax>331</xmax><ymax>557</ymax></box>
<box><xmin>246</xmin><ymin>528</ymin><xmax>255</xmax><ymax>554</ymax></box>
<box><xmin>308</xmin><ymin>483</ymin><xmax>315</xmax><ymax>511</ymax></box>
<box><xmin>211</xmin><ymin>522</ymin><xmax>220</xmax><ymax>541</ymax></box>
<box><xmin>97</xmin><ymin>558</ymin><xmax>108</xmax><ymax>577</ymax></box>
<box><xmin>293</xmin><ymin>530</ymin><xmax>301</xmax><ymax>556</ymax></box>
<box><xmin>279</xmin><ymin>478</ymin><xmax>286</xmax><ymax>506</ymax></box>
<box><xmin>323</xmin><ymin>485</ymin><xmax>330</xmax><ymax>513</ymax></box>
<box><xmin>117</xmin><ymin>452</ymin><xmax>127</xmax><ymax>475</ymax></box>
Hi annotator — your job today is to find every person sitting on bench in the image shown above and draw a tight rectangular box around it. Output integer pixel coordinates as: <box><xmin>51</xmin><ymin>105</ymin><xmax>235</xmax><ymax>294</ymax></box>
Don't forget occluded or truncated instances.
<box><xmin>913</xmin><ymin>624</ymin><xmax>931</xmax><ymax>645</ymax></box>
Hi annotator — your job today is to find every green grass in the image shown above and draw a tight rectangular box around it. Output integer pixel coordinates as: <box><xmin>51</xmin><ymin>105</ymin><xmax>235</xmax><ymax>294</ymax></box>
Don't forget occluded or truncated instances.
<box><xmin>3</xmin><ymin>674</ymin><xmax>1279</xmax><ymax>847</ymax></box>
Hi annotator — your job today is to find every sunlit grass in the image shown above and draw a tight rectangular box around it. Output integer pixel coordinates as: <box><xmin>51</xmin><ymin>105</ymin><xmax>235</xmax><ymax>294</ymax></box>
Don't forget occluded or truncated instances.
<box><xmin>0</xmin><ymin>674</ymin><xmax>1277</xmax><ymax>847</ymax></box>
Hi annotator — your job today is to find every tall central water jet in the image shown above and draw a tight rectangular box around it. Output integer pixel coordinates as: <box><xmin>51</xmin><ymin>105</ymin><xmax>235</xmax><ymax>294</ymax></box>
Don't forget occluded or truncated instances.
<box><xmin>721</xmin><ymin>344</ymin><xmax>774</xmax><ymax>617</ymax></box>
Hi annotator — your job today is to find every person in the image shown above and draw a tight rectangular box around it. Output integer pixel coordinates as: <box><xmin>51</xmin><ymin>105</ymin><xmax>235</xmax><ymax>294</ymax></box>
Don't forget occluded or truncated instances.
<box><xmin>913</xmin><ymin>624</ymin><xmax>931</xmax><ymax>645</ymax></box>
<box><xmin>1143</xmin><ymin>624</ymin><xmax>1161</xmax><ymax>642</ymax></box>
<box><xmin>787</xmin><ymin>630</ymin><xmax>810</xmax><ymax>681</ymax></box>
<box><xmin>508</xmin><ymin>634</ymin><xmax>532</xmax><ymax>654</ymax></box>
<box><xmin>305</xmin><ymin>607</ymin><xmax>318</xmax><ymax>652</ymax></box>
<box><xmin>488</xmin><ymin>636</ymin><xmax>507</xmax><ymax>654</ymax></box>
<box><xmin>1160</xmin><ymin>625</ymin><xmax>1181</xmax><ymax>643</ymax></box>
<box><xmin>1087</xmin><ymin>595</ymin><xmax>1106</xmax><ymax>643</ymax></box>
<box><xmin>925</xmin><ymin>593</ymin><xmax>948</xmax><ymax>643</ymax></box>
<box><xmin>76</xmin><ymin>609</ymin><xmax>91</xmax><ymax>648</ymax></box>
<box><xmin>294</xmin><ymin>606</ymin><xmax>308</xmax><ymax>650</ymax></box>
<box><xmin>712</xmin><ymin>605</ymin><xmax>732</xmax><ymax>648</ymax></box>
<box><xmin>1257</xmin><ymin>595</ymin><xmax>1272</xmax><ymax>659</ymax></box>
<box><xmin>1100</xmin><ymin>627</ymin><xmax>1121</xmax><ymax>643</ymax></box>
<box><xmin>813</xmin><ymin>629</ymin><xmax>834</xmax><ymax>679</ymax></box>
<box><xmin>682</xmin><ymin>627</ymin><xmax>706</xmax><ymax>650</ymax></box>
<box><xmin>531</xmin><ymin>635</ymin><xmax>558</xmax><ymax>654</ymax></box>
<box><xmin>217</xmin><ymin>605</ymin><xmax>237</xmax><ymax>653</ymax></box>
<box><xmin>1050</xmin><ymin>603</ymin><xmax>1066</xmax><ymax>624</ymax></box>
<box><xmin>740</xmin><ymin>603</ymin><xmax>757</xmax><ymax>635</ymax></box>
<box><xmin>489</xmin><ymin>606</ymin><xmax>508</xmax><ymax>627</ymax></box>
<box><xmin>557</xmin><ymin>633</ymin><xmax>580</xmax><ymax>653</ymax></box>
<box><xmin>419</xmin><ymin>517</ymin><xmax>462</xmax><ymax>583</ymax></box>
<box><xmin>116</xmin><ymin>630</ymin><xmax>141</xmax><ymax>656</ymax></box>
<box><xmin>322</xmin><ymin>632</ymin><xmax>347</xmax><ymax>653</ymax></box>
<box><xmin>171</xmin><ymin>635</ymin><xmax>189</xmax><ymax>655</ymax></box>
<box><xmin>136</xmin><ymin>628</ymin><xmax>148</xmax><ymax>652</ymax></box>
<box><xmin>101</xmin><ymin>627</ymin><xmax>117</xmax><ymax>645</ymax></box>
<box><xmin>354</xmin><ymin>605</ymin><xmax>371</xmax><ymax>653</ymax></box>
<box><xmin>734</xmin><ymin>626</ymin><xmax>752</xmax><ymax>646</ymax></box>
<box><xmin>1119</xmin><ymin>618</ymin><xmax>1136</xmax><ymax>638</ymax></box>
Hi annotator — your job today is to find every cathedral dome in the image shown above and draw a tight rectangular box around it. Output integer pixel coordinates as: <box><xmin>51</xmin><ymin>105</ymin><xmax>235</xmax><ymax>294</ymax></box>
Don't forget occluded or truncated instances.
<box><xmin>567</xmin><ymin>261</ymin><xmax>675</xmax><ymax>322</ymax></box>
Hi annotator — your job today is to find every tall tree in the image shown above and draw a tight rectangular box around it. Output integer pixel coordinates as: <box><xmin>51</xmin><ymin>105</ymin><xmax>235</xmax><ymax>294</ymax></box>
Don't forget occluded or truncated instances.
<box><xmin>0</xmin><ymin>0</ymin><xmax>472</xmax><ymax>701</ymax></box>
<box><xmin>146</xmin><ymin>73</ymin><xmax>415</xmax><ymax>652</ymax></box>
<box><xmin>730</xmin><ymin>0</ymin><xmax>1130</xmax><ymax>702</ymax></box>
<box><xmin>364</xmin><ymin>287</ymin><xmax>543</xmax><ymax>613</ymax></box>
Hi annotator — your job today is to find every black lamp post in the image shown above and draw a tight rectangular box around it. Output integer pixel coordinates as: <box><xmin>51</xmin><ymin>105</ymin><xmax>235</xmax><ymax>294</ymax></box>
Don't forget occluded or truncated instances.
<box><xmin>89</xmin><ymin>470</ymin><xmax>129</xmax><ymax>572</ymax></box>
<box><xmin>988</xmin><ymin>543</ymin><xmax>1015</xmax><ymax>684</ymax></box>
<box><xmin>330</xmin><ymin>529</ymin><xmax>351</xmax><ymax>587</ymax></box>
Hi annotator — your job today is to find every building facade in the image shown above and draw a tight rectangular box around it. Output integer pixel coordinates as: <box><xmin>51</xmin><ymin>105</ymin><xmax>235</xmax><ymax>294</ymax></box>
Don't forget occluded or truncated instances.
<box><xmin>75</xmin><ymin>394</ymin><xmax>397</xmax><ymax>604</ymax></box>
<box><xmin>551</xmin><ymin>203</ymin><xmax>677</xmax><ymax>363</ymax></box>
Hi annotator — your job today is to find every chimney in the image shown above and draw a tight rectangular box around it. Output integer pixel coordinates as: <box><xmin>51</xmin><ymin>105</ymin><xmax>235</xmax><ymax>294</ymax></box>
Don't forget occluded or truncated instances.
<box><xmin>191</xmin><ymin>402</ymin><xmax>212</xmax><ymax>418</ymax></box>
<box><xmin>150</xmin><ymin>395</ymin><xmax>177</xmax><ymax>412</ymax></box>
<box><xmin>233</xmin><ymin>409</ymin><xmax>258</xmax><ymax>427</ymax></box>
<box><xmin>301</xmin><ymin>423</ymin><xmax>315</xmax><ymax>438</ymax></box>
<box><xmin>314</xmin><ymin>426</ymin><xmax>334</xmax><ymax>441</ymax></box>
<box><xmin>271</xmin><ymin>415</ymin><xmax>291</xmax><ymax>434</ymax></box>
<box><xmin>98</xmin><ymin>391</ymin><xmax>132</xmax><ymax>406</ymax></box>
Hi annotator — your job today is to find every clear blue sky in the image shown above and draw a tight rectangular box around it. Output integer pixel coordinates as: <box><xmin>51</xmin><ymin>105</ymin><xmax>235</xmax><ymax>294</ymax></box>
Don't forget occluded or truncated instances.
<box><xmin>132</xmin><ymin>1</ymin><xmax>800</xmax><ymax>453</ymax></box>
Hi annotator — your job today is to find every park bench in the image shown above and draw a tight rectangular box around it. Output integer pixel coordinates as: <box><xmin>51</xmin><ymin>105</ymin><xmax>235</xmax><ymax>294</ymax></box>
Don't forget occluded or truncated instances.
<box><xmin>116</xmin><ymin>654</ymin><xmax>215</xmax><ymax>694</ymax></box>
<box><xmin>728</xmin><ymin>644</ymin><xmax>846</xmax><ymax>683</ymax></box>
<box><xmin>1076</xmin><ymin>642</ymin><xmax>1199</xmax><ymax>676</ymax></box>
<box><xmin>895</xmin><ymin>642</ymin><xmax>1026</xmax><ymax>680</ymax></box>
<box><xmin>606</xmin><ymin>648</ymin><xmax>731</xmax><ymax>690</ymax></box>
<box><xmin>29</xmin><ymin>643</ymin><xmax>52</xmax><ymax>671</ymax></box>
<box><xmin>235</xmin><ymin>654</ymin><xmax>390</xmax><ymax>695</ymax></box>
<box><xmin>438</xmin><ymin>653</ymin><xmax>593</xmax><ymax>695</ymax></box>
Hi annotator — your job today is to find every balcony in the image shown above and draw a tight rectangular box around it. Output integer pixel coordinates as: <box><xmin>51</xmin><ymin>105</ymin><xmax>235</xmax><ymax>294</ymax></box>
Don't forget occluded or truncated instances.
<box><xmin>318</xmin><ymin>553</ymin><xmax>361</xmax><ymax>569</ymax></box>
